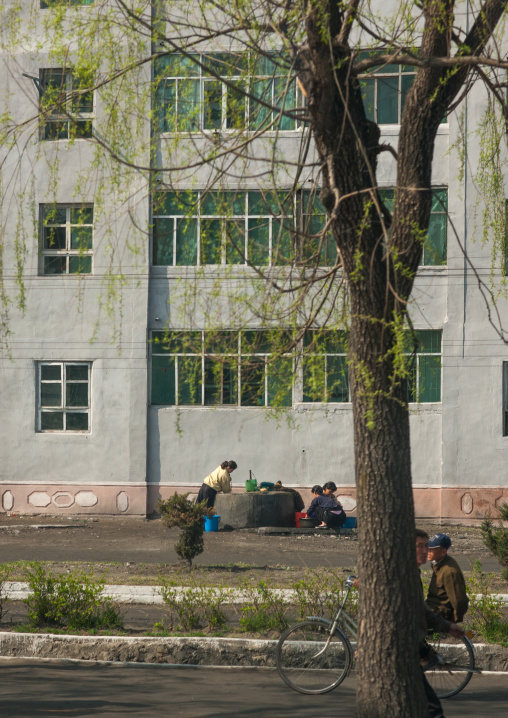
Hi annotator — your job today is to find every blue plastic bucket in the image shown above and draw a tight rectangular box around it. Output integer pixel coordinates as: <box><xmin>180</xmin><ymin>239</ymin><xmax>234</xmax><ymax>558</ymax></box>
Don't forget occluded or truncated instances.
<box><xmin>204</xmin><ymin>515</ymin><xmax>220</xmax><ymax>532</ymax></box>
<box><xmin>343</xmin><ymin>517</ymin><xmax>357</xmax><ymax>529</ymax></box>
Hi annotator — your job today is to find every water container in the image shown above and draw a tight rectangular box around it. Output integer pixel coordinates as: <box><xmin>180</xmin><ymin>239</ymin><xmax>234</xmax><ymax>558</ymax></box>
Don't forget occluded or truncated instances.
<box><xmin>245</xmin><ymin>478</ymin><xmax>258</xmax><ymax>492</ymax></box>
<box><xmin>204</xmin><ymin>515</ymin><xmax>220</xmax><ymax>532</ymax></box>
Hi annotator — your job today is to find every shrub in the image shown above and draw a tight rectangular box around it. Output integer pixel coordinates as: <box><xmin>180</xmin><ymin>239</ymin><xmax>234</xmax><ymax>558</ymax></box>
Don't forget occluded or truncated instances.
<box><xmin>23</xmin><ymin>563</ymin><xmax>123</xmax><ymax>630</ymax></box>
<box><xmin>239</xmin><ymin>580</ymin><xmax>289</xmax><ymax>633</ymax></box>
<box><xmin>466</xmin><ymin>560</ymin><xmax>503</xmax><ymax>633</ymax></box>
<box><xmin>291</xmin><ymin>569</ymin><xmax>357</xmax><ymax>621</ymax></box>
<box><xmin>157</xmin><ymin>493</ymin><xmax>216</xmax><ymax>568</ymax></box>
<box><xmin>482</xmin><ymin>618</ymin><xmax>508</xmax><ymax>647</ymax></box>
<box><xmin>480</xmin><ymin>503</ymin><xmax>508</xmax><ymax>579</ymax></box>
<box><xmin>0</xmin><ymin>565</ymin><xmax>11</xmax><ymax>621</ymax></box>
<box><xmin>159</xmin><ymin>577</ymin><xmax>230</xmax><ymax>631</ymax></box>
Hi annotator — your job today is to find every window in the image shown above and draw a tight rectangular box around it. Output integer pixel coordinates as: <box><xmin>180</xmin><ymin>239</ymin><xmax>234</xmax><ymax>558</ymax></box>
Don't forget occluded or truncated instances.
<box><xmin>359</xmin><ymin>54</ymin><xmax>415</xmax><ymax>124</ymax></box>
<box><xmin>152</xmin><ymin>189</ymin><xmax>337</xmax><ymax>267</ymax></box>
<box><xmin>380</xmin><ymin>188</ymin><xmax>447</xmax><ymax>266</ymax></box>
<box><xmin>504</xmin><ymin>200</ymin><xmax>508</xmax><ymax>275</ymax></box>
<box><xmin>38</xmin><ymin>362</ymin><xmax>91</xmax><ymax>432</ymax></box>
<box><xmin>151</xmin><ymin>329</ymin><xmax>441</xmax><ymax>406</ymax></box>
<box><xmin>40</xmin><ymin>205</ymin><xmax>93</xmax><ymax>275</ymax></box>
<box><xmin>150</xmin><ymin>331</ymin><xmax>293</xmax><ymax>407</ymax></box>
<box><xmin>41</xmin><ymin>0</ymin><xmax>94</xmax><ymax>6</ymax></box>
<box><xmin>154</xmin><ymin>52</ymin><xmax>300</xmax><ymax>133</ymax></box>
<box><xmin>503</xmin><ymin>362</ymin><xmax>508</xmax><ymax>436</ymax></box>
<box><xmin>302</xmin><ymin>330</ymin><xmax>350</xmax><ymax>402</ymax></box>
<box><xmin>40</xmin><ymin>69</ymin><xmax>93</xmax><ymax>140</ymax></box>
<box><xmin>301</xmin><ymin>190</ymin><xmax>337</xmax><ymax>266</ymax></box>
<box><xmin>403</xmin><ymin>330</ymin><xmax>442</xmax><ymax>403</ymax></box>
<box><xmin>153</xmin><ymin>190</ymin><xmax>294</xmax><ymax>266</ymax></box>
<box><xmin>359</xmin><ymin>52</ymin><xmax>446</xmax><ymax>125</ymax></box>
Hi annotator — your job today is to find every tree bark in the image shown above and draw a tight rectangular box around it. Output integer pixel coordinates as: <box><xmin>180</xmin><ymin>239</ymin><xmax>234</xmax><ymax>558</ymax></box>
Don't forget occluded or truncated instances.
<box><xmin>298</xmin><ymin>0</ymin><xmax>508</xmax><ymax>714</ymax></box>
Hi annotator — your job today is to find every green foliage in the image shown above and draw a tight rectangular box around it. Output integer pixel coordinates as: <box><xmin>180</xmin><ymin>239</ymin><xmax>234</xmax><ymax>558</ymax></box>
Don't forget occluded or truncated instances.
<box><xmin>0</xmin><ymin>564</ymin><xmax>11</xmax><ymax>621</ymax></box>
<box><xmin>482</xmin><ymin>618</ymin><xmax>508</xmax><ymax>647</ymax></box>
<box><xmin>157</xmin><ymin>492</ymin><xmax>216</xmax><ymax>567</ymax></box>
<box><xmin>480</xmin><ymin>504</ymin><xmax>508</xmax><ymax>572</ymax></box>
<box><xmin>466</xmin><ymin>560</ymin><xmax>503</xmax><ymax>632</ymax></box>
<box><xmin>291</xmin><ymin>568</ymin><xmax>358</xmax><ymax>621</ymax></box>
<box><xmin>23</xmin><ymin>563</ymin><xmax>123</xmax><ymax>630</ymax></box>
<box><xmin>239</xmin><ymin>579</ymin><xmax>289</xmax><ymax>632</ymax></box>
<box><xmin>159</xmin><ymin>578</ymin><xmax>230</xmax><ymax>631</ymax></box>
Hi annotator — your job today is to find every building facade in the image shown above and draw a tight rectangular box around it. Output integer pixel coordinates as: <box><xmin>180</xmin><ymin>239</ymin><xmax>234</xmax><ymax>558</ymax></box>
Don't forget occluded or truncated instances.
<box><xmin>1</xmin><ymin>1</ymin><xmax>508</xmax><ymax>522</ymax></box>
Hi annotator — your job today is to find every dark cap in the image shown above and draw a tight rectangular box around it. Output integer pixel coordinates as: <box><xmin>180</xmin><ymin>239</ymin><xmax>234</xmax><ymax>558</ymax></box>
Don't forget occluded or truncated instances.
<box><xmin>428</xmin><ymin>533</ymin><xmax>451</xmax><ymax>549</ymax></box>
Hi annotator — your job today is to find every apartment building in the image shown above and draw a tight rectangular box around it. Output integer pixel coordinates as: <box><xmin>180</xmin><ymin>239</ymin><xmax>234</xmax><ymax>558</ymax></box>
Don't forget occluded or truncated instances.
<box><xmin>1</xmin><ymin>1</ymin><xmax>507</xmax><ymax>521</ymax></box>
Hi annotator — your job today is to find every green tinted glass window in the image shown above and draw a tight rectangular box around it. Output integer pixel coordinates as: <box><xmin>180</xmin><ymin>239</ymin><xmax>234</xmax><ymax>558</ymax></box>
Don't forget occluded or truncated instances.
<box><xmin>404</xmin><ymin>330</ymin><xmax>441</xmax><ymax>403</ymax></box>
<box><xmin>154</xmin><ymin>52</ymin><xmax>300</xmax><ymax>134</ymax></box>
<box><xmin>40</xmin><ymin>68</ymin><xmax>94</xmax><ymax>141</ymax></box>
<box><xmin>358</xmin><ymin>53</ymin><xmax>415</xmax><ymax>124</ymax></box>
<box><xmin>39</xmin><ymin>363</ymin><xmax>90</xmax><ymax>431</ymax></box>
<box><xmin>379</xmin><ymin>188</ymin><xmax>447</xmax><ymax>265</ymax></box>
<box><xmin>41</xmin><ymin>205</ymin><xmax>93</xmax><ymax>275</ymax></box>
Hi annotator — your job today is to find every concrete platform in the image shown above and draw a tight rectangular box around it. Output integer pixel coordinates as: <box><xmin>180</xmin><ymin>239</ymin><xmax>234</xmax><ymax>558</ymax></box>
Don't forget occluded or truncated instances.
<box><xmin>214</xmin><ymin>492</ymin><xmax>295</xmax><ymax>529</ymax></box>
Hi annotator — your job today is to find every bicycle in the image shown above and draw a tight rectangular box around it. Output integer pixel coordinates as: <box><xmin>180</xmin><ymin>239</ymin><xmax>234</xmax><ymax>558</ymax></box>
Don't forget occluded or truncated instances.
<box><xmin>276</xmin><ymin>574</ymin><xmax>476</xmax><ymax>698</ymax></box>
<box><xmin>275</xmin><ymin>573</ymin><xmax>357</xmax><ymax>695</ymax></box>
<box><xmin>423</xmin><ymin>630</ymin><xmax>476</xmax><ymax>698</ymax></box>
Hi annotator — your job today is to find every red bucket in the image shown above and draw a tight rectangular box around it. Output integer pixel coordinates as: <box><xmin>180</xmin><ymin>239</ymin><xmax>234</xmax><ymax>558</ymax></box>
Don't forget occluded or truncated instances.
<box><xmin>295</xmin><ymin>512</ymin><xmax>306</xmax><ymax>528</ymax></box>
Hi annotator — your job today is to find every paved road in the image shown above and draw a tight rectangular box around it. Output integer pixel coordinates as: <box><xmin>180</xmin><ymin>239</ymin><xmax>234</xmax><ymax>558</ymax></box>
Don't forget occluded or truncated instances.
<box><xmin>0</xmin><ymin>659</ymin><xmax>506</xmax><ymax>717</ymax></box>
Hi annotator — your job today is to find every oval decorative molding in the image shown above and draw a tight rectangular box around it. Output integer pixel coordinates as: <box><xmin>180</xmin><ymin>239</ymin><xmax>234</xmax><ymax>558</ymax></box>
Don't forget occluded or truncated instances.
<box><xmin>75</xmin><ymin>491</ymin><xmax>98</xmax><ymax>508</ymax></box>
<box><xmin>117</xmin><ymin>492</ymin><xmax>129</xmax><ymax>512</ymax></box>
<box><xmin>461</xmin><ymin>493</ymin><xmax>473</xmax><ymax>515</ymax></box>
<box><xmin>337</xmin><ymin>495</ymin><xmax>357</xmax><ymax>512</ymax></box>
<box><xmin>28</xmin><ymin>492</ymin><xmax>51</xmax><ymax>508</ymax></box>
<box><xmin>2</xmin><ymin>491</ymin><xmax>14</xmax><ymax>511</ymax></box>
<box><xmin>52</xmin><ymin>492</ymin><xmax>75</xmax><ymax>509</ymax></box>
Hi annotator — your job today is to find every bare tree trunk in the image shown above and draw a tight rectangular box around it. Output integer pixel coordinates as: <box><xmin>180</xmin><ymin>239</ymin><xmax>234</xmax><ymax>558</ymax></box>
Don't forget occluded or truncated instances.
<box><xmin>349</xmin><ymin>306</ymin><xmax>426</xmax><ymax>716</ymax></box>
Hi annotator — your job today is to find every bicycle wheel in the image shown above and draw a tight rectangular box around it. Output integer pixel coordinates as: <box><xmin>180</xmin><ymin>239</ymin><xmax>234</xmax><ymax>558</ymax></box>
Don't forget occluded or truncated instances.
<box><xmin>424</xmin><ymin>633</ymin><xmax>475</xmax><ymax>699</ymax></box>
<box><xmin>276</xmin><ymin>619</ymin><xmax>352</xmax><ymax>695</ymax></box>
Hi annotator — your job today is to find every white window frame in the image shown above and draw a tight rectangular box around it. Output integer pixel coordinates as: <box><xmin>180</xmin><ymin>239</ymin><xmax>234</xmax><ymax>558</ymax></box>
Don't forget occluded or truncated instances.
<box><xmin>40</xmin><ymin>204</ymin><xmax>94</xmax><ymax>275</ymax></box>
<box><xmin>38</xmin><ymin>361</ymin><xmax>91</xmax><ymax>433</ymax></box>
<box><xmin>40</xmin><ymin>68</ymin><xmax>94</xmax><ymax>141</ymax></box>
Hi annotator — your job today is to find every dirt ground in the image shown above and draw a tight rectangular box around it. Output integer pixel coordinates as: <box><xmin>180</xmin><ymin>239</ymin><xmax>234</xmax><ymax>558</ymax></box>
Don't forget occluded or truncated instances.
<box><xmin>0</xmin><ymin>514</ymin><xmax>506</xmax><ymax>590</ymax></box>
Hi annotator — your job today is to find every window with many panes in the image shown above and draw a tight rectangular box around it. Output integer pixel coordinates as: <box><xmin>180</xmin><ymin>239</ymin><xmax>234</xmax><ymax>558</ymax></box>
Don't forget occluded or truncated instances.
<box><xmin>40</xmin><ymin>69</ymin><xmax>93</xmax><ymax>140</ymax></box>
<box><xmin>153</xmin><ymin>189</ymin><xmax>337</xmax><ymax>267</ymax></box>
<box><xmin>38</xmin><ymin>362</ymin><xmax>91</xmax><ymax>432</ymax></box>
<box><xmin>403</xmin><ymin>330</ymin><xmax>442</xmax><ymax>402</ymax></box>
<box><xmin>503</xmin><ymin>362</ymin><xmax>508</xmax><ymax>436</ymax></box>
<box><xmin>302</xmin><ymin>330</ymin><xmax>350</xmax><ymax>402</ymax></box>
<box><xmin>504</xmin><ymin>200</ymin><xmax>508</xmax><ymax>274</ymax></box>
<box><xmin>41</xmin><ymin>0</ymin><xmax>94</xmax><ymax>6</ymax></box>
<box><xmin>151</xmin><ymin>329</ymin><xmax>441</xmax><ymax>406</ymax></box>
<box><xmin>154</xmin><ymin>53</ymin><xmax>300</xmax><ymax>133</ymax></box>
<box><xmin>359</xmin><ymin>53</ymin><xmax>416</xmax><ymax>124</ymax></box>
<box><xmin>381</xmin><ymin>188</ymin><xmax>447</xmax><ymax>265</ymax></box>
<box><xmin>40</xmin><ymin>205</ymin><xmax>93</xmax><ymax>275</ymax></box>
<box><xmin>151</xmin><ymin>331</ymin><xmax>293</xmax><ymax>407</ymax></box>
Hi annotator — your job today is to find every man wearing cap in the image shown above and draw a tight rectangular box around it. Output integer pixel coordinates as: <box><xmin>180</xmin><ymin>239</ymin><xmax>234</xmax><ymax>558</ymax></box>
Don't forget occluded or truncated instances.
<box><xmin>426</xmin><ymin>533</ymin><xmax>469</xmax><ymax>623</ymax></box>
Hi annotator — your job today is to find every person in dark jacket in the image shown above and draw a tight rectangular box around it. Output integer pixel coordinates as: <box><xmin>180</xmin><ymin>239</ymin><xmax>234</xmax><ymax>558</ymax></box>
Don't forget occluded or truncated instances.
<box><xmin>426</xmin><ymin>533</ymin><xmax>469</xmax><ymax>622</ymax></box>
<box><xmin>416</xmin><ymin>529</ymin><xmax>465</xmax><ymax>718</ymax></box>
<box><xmin>305</xmin><ymin>485</ymin><xmax>346</xmax><ymax>529</ymax></box>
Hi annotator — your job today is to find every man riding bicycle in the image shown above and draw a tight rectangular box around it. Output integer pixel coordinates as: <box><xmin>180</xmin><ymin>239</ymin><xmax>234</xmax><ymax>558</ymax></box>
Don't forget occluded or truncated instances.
<box><xmin>425</xmin><ymin>533</ymin><xmax>469</xmax><ymax>623</ymax></box>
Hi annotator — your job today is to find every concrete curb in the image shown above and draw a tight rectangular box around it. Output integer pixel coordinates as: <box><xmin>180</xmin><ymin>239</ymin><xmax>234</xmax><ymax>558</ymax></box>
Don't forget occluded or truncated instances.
<box><xmin>5</xmin><ymin>582</ymin><xmax>508</xmax><ymax>606</ymax></box>
<box><xmin>4</xmin><ymin>582</ymin><xmax>297</xmax><ymax>604</ymax></box>
<box><xmin>4</xmin><ymin>581</ymin><xmax>508</xmax><ymax>606</ymax></box>
<box><xmin>0</xmin><ymin>632</ymin><xmax>507</xmax><ymax>671</ymax></box>
<box><xmin>0</xmin><ymin>632</ymin><xmax>279</xmax><ymax>666</ymax></box>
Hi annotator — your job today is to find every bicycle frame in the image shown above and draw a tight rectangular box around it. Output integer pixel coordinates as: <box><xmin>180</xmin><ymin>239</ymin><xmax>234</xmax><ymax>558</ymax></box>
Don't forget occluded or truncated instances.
<box><xmin>306</xmin><ymin>574</ymin><xmax>357</xmax><ymax>658</ymax></box>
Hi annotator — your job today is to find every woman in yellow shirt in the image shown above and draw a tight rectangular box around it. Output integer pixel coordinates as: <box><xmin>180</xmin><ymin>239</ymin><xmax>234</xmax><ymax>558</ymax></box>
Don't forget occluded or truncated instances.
<box><xmin>196</xmin><ymin>460</ymin><xmax>237</xmax><ymax>508</ymax></box>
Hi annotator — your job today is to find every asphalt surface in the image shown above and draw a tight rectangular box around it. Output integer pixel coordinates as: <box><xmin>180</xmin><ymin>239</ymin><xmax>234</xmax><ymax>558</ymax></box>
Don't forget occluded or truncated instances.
<box><xmin>0</xmin><ymin>660</ymin><xmax>506</xmax><ymax>717</ymax></box>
